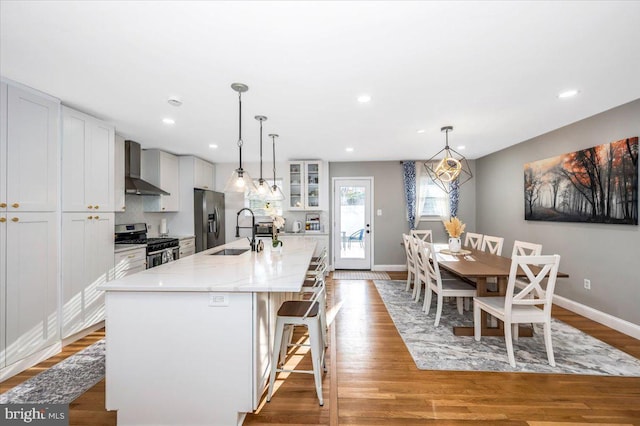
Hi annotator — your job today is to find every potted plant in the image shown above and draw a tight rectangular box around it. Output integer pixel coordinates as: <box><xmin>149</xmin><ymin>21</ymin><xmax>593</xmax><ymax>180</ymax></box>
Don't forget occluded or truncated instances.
<box><xmin>271</xmin><ymin>215</ymin><xmax>285</xmax><ymax>252</ymax></box>
<box><xmin>443</xmin><ymin>217</ymin><xmax>465</xmax><ymax>253</ymax></box>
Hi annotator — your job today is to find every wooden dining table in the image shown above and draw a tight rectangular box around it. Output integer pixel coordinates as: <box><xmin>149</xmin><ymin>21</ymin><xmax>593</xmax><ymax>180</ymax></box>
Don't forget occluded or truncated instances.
<box><xmin>434</xmin><ymin>245</ymin><xmax>568</xmax><ymax>337</ymax></box>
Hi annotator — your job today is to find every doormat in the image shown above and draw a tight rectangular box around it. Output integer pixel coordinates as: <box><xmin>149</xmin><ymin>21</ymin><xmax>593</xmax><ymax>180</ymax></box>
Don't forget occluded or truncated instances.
<box><xmin>333</xmin><ymin>271</ymin><xmax>390</xmax><ymax>280</ymax></box>
<box><xmin>373</xmin><ymin>280</ymin><xmax>640</xmax><ymax>376</ymax></box>
<box><xmin>0</xmin><ymin>339</ymin><xmax>105</xmax><ymax>404</ymax></box>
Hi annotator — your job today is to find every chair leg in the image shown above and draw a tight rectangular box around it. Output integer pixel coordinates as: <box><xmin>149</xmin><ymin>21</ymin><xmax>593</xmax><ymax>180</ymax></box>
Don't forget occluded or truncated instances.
<box><xmin>543</xmin><ymin>321</ymin><xmax>556</xmax><ymax>367</ymax></box>
<box><xmin>464</xmin><ymin>297</ymin><xmax>470</xmax><ymax>311</ymax></box>
<box><xmin>435</xmin><ymin>294</ymin><xmax>444</xmax><ymax>326</ymax></box>
<box><xmin>413</xmin><ymin>276</ymin><xmax>421</xmax><ymax>303</ymax></box>
<box><xmin>308</xmin><ymin>320</ymin><xmax>324</xmax><ymax>406</ymax></box>
<box><xmin>280</xmin><ymin>325</ymin><xmax>293</xmax><ymax>365</ymax></box>
<box><xmin>267</xmin><ymin>318</ymin><xmax>285</xmax><ymax>403</ymax></box>
<box><xmin>423</xmin><ymin>286</ymin><xmax>432</xmax><ymax>314</ymax></box>
<box><xmin>456</xmin><ymin>297</ymin><xmax>464</xmax><ymax>315</ymax></box>
<box><xmin>504</xmin><ymin>320</ymin><xmax>516</xmax><ymax>368</ymax></box>
<box><xmin>405</xmin><ymin>268</ymin><xmax>412</xmax><ymax>291</ymax></box>
<box><xmin>473</xmin><ymin>301</ymin><xmax>481</xmax><ymax>341</ymax></box>
<box><xmin>513</xmin><ymin>323</ymin><xmax>519</xmax><ymax>341</ymax></box>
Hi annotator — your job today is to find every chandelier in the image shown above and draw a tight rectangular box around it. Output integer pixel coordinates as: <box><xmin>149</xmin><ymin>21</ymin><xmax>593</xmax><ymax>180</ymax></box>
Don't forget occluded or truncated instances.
<box><xmin>424</xmin><ymin>126</ymin><xmax>472</xmax><ymax>193</ymax></box>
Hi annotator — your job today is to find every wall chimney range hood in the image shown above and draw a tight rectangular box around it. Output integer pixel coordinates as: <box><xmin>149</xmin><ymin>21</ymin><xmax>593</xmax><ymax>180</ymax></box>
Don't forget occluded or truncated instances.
<box><xmin>124</xmin><ymin>140</ymin><xmax>170</xmax><ymax>196</ymax></box>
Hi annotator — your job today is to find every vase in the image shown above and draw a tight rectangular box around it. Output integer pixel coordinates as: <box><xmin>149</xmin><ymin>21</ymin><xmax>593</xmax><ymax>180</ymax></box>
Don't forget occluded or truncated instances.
<box><xmin>448</xmin><ymin>237</ymin><xmax>461</xmax><ymax>253</ymax></box>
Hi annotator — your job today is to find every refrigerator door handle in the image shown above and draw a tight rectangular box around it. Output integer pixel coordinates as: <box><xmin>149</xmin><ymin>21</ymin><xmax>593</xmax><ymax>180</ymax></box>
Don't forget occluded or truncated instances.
<box><xmin>213</xmin><ymin>206</ymin><xmax>220</xmax><ymax>238</ymax></box>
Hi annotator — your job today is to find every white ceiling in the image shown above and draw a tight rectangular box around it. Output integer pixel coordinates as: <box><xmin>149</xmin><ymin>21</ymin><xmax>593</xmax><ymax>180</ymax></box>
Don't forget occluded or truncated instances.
<box><xmin>2</xmin><ymin>1</ymin><xmax>640</xmax><ymax>164</ymax></box>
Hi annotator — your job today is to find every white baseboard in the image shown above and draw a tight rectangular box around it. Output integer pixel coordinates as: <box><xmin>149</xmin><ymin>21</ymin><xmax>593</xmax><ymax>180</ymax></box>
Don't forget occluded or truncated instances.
<box><xmin>0</xmin><ymin>342</ymin><xmax>62</xmax><ymax>382</ymax></box>
<box><xmin>62</xmin><ymin>320</ymin><xmax>105</xmax><ymax>346</ymax></box>
<box><xmin>553</xmin><ymin>294</ymin><xmax>640</xmax><ymax>340</ymax></box>
<box><xmin>373</xmin><ymin>264</ymin><xmax>407</xmax><ymax>272</ymax></box>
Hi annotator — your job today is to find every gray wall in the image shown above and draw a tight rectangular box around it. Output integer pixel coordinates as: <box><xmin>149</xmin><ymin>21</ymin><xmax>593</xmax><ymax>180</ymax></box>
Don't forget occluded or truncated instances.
<box><xmin>476</xmin><ymin>99</ymin><xmax>640</xmax><ymax>325</ymax></box>
<box><xmin>329</xmin><ymin>161</ymin><xmax>476</xmax><ymax>266</ymax></box>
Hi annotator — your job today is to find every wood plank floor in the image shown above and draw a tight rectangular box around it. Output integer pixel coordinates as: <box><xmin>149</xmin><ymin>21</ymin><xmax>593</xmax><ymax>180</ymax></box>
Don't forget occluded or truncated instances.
<box><xmin>2</xmin><ymin>272</ymin><xmax>640</xmax><ymax>425</ymax></box>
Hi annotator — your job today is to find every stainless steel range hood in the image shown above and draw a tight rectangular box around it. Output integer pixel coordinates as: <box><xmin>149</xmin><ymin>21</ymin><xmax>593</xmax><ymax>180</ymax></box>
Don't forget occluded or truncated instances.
<box><xmin>125</xmin><ymin>140</ymin><xmax>170</xmax><ymax>196</ymax></box>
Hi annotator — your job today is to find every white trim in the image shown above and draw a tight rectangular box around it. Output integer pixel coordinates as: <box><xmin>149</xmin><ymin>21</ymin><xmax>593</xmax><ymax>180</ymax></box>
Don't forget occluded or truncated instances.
<box><xmin>0</xmin><ymin>342</ymin><xmax>62</xmax><ymax>382</ymax></box>
<box><xmin>62</xmin><ymin>320</ymin><xmax>105</xmax><ymax>346</ymax></box>
<box><xmin>373</xmin><ymin>264</ymin><xmax>407</xmax><ymax>272</ymax></box>
<box><xmin>553</xmin><ymin>294</ymin><xmax>640</xmax><ymax>340</ymax></box>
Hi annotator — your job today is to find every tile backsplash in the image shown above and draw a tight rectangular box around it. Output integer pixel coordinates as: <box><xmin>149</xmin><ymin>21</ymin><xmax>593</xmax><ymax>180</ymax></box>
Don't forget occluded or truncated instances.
<box><xmin>115</xmin><ymin>195</ymin><xmax>177</xmax><ymax>236</ymax></box>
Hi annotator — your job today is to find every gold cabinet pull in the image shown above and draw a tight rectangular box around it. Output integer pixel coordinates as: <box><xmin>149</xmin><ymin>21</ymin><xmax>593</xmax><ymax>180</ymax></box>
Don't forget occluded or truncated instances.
<box><xmin>122</xmin><ymin>206</ymin><xmax>126</xmax><ymax>210</ymax></box>
<box><xmin>88</xmin><ymin>205</ymin><xmax>93</xmax><ymax>209</ymax></box>
<box><xmin>94</xmin><ymin>205</ymin><xmax>99</xmax><ymax>210</ymax></box>
<box><xmin>162</xmin><ymin>207</ymin><xmax>166</xmax><ymax>211</ymax></box>
<box><xmin>0</xmin><ymin>203</ymin><xmax>6</xmax><ymax>208</ymax></box>
<box><xmin>94</xmin><ymin>215</ymin><xmax>100</xmax><ymax>220</ymax></box>
<box><xmin>0</xmin><ymin>217</ymin><xmax>6</xmax><ymax>223</ymax></box>
<box><xmin>11</xmin><ymin>217</ymin><xmax>19</xmax><ymax>222</ymax></box>
<box><xmin>127</xmin><ymin>254</ymin><xmax>136</xmax><ymax>258</ymax></box>
<box><xmin>11</xmin><ymin>203</ymin><xmax>19</xmax><ymax>208</ymax></box>
<box><xmin>88</xmin><ymin>216</ymin><xmax>93</xmax><ymax>220</ymax></box>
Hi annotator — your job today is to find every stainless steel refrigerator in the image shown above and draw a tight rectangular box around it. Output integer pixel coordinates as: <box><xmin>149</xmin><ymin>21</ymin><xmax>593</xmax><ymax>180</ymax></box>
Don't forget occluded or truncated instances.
<box><xmin>194</xmin><ymin>189</ymin><xmax>225</xmax><ymax>252</ymax></box>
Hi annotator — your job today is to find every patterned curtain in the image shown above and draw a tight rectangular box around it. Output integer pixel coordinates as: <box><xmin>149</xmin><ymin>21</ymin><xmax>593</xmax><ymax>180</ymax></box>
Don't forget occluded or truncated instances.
<box><xmin>402</xmin><ymin>161</ymin><xmax>417</xmax><ymax>229</ymax></box>
<box><xmin>449</xmin><ymin>177</ymin><xmax>459</xmax><ymax>218</ymax></box>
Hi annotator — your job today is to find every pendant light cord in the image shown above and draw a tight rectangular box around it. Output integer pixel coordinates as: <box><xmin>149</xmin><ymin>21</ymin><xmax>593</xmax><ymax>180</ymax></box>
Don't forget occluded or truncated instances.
<box><xmin>271</xmin><ymin>135</ymin><xmax>277</xmax><ymax>184</ymax></box>
<box><xmin>238</xmin><ymin>91</ymin><xmax>243</xmax><ymax>169</ymax></box>
<box><xmin>259</xmin><ymin>120</ymin><xmax>263</xmax><ymax>180</ymax></box>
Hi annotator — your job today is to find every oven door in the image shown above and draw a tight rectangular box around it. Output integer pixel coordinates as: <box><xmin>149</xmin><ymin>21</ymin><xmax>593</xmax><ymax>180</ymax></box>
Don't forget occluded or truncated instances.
<box><xmin>147</xmin><ymin>247</ymin><xmax>180</xmax><ymax>269</ymax></box>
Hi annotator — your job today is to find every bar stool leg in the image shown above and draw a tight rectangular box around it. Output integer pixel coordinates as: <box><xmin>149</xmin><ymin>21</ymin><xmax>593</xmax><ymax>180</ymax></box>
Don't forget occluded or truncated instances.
<box><xmin>308</xmin><ymin>320</ymin><xmax>324</xmax><ymax>406</ymax></box>
<box><xmin>267</xmin><ymin>317</ymin><xmax>285</xmax><ymax>403</ymax></box>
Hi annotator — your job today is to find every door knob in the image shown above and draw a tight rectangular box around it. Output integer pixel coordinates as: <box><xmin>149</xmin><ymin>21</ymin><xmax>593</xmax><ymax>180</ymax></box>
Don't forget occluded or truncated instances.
<box><xmin>11</xmin><ymin>217</ymin><xmax>19</xmax><ymax>222</ymax></box>
<box><xmin>11</xmin><ymin>203</ymin><xmax>19</xmax><ymax>208</ymax></box>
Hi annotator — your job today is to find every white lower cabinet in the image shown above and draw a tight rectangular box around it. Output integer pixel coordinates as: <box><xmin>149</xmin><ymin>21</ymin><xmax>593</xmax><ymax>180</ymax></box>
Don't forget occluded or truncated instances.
<box><xmin>61</xmin><ymin>212</ymin><xmax>114</xmax><ymax>339</ymax></box>
<box><xmin>114</xmin><ymin>247</ymin><xmax>146</xmax><ymax>279</ymax></box>
<box><xmin>179</xmin><ymin>236</ymin><xmax>195</xmax><ymax>258</ymax></box>
<box><xmin>3</xmin><ymin>212</ymin><xmax>58</xmax><ymax>366</ymax></box>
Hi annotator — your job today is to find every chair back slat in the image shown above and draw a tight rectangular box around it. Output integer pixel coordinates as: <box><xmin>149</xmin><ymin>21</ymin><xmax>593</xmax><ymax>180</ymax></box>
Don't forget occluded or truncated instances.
<box><xmin>303</xmin><ymin>275</ymin><xmax>326</xmax><ymax>319</ymax></box>
<box><xmin>420</xmin><ymin>242</ymin><xmax>445</xmax><ymax>292</ymax></box>
<box><xmin>410</xmin><ymin>229</ymin><xmax>432</xmax><ymax>243</ymax></box>
<box><xmin>505</xmin><ymin>255</ymin><xmax>560</xmax><ymax>316</ymax></box>
<box><xmin>512</xmin><ymin>240</ymin><xmax>542</xmax><ymax>257</ymax></box>
<box><xmin>464</xmin><ymin>232</ymin><xmax>483</xmax><ymax>250</ymax></box>
<box><xmin>481</xmin><ymin>235</ymin><xmax>504</xmax><ymax>255</ymax></box>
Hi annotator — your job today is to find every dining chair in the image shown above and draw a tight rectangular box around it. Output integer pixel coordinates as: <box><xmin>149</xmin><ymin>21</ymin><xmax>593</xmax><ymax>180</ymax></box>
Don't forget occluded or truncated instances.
<box><xmin>511</xmin><ymin>240</ymin><xmax>543</xmax><ymax>291</ymax></box>
<box><xmin>481</xmin><ymin>235</ymin><xmax>504</xmax><ymax>255</ymax></box>
<box><xmin>348</xmin><ymin>228</ymin><xmax>365</xmax><ymax>248</ymax></box>
<box><xmin>421</xmin><ymin>242</ymin><xmax>477</xmax><ymax>326</ymax></box>
<box><xmin>267</xmin><ymin>273</ymin><xmax>326</xmax><ymax>406</ymax></box>
<box><xmin>474</xmin><ymin>254</ymin><xmax>561</xmax><ymax>368</ymax></box>
<box><xmin>412</xmin><ymin>239</ymin><xmax>429</xmax><ymax>302</ymax></box>
<box><xmin>464</xmin><ymin>232</ymin><xmax>483</xmax><ymax>250</ymax></box>
<box><xmin>403</xmin><ymin>234</ymin><xmax>418</xmax><ymax>292</ymax></box>
<box><xmin>410</xmin><ymin>229</ymin><xmax>432</xmax><ymax>243</ymax></box>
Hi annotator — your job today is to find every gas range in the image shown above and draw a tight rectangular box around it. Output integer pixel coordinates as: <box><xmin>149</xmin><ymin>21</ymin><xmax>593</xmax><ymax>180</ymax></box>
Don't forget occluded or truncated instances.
<box><xmin>115</xmin><ymin>223</ymin><xmax>179</xmax><ymax>268</ymax></box>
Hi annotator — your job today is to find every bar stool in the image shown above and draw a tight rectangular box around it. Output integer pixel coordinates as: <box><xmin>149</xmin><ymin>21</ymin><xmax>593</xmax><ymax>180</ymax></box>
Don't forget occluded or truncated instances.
<box><xmin>301</xmin><ymin>263</ymin><xmax>328</xmax><ymax>347</ymax></box>
<box><xmin>267</xmin><ymin>278</ymin><xmax>326</xmax><ymax>406</ymax></box>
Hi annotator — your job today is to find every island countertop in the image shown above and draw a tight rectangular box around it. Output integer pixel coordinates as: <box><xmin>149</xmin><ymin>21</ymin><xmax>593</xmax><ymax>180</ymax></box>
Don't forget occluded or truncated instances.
<box><xmin>98</xmin><ymin>237</ymin><xmax>316</xmax><ymax>293</ymax></box>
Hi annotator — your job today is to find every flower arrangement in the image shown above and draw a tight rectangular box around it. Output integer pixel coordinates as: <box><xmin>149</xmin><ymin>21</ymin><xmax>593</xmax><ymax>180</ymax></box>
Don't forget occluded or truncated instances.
<box><xmin>271</xmin><ymin>215</ymin><xmax>285</xmax><ymax>248</ymax></box>
<box><xmin>443</xmin><ymin>217</ymin><xmax>466</xmax><ymax>238</ymax></box>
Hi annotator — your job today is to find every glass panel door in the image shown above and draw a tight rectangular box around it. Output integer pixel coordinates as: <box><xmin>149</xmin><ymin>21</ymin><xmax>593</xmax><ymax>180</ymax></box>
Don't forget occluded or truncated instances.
<box><xmin>333</xmin><ymin>178</ymin><xmax>372</xmax><ymax>270</ymax></box>
<box><xmin>306</xmin><ymin>162</ymin><xmax>320</xmax><ymax>208</ymax></box>
<box><xmin>288</xmin><ymin>162</ymin><xmax>303</xmax><ymax>209</ymax></box>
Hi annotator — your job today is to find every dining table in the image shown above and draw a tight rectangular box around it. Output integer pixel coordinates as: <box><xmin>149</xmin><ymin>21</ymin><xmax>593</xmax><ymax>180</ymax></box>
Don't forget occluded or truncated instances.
<box><xmin>434</xmin><ymin>245</ymin><xmax>568</xmax><ymax>337</ymax></box>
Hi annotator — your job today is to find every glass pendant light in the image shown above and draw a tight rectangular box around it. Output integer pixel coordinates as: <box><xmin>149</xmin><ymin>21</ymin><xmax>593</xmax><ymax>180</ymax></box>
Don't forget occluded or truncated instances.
<box><xmin>267</xmin><ymin>133</ymin><xmax>285</xmax><ymax>201</ymax></box>
<box><xmin>424</xmin><ymin>126</ymin><xmax>473</xmax><ymax>194</ymax></box>
<box><xmin>251</xmin><ymin>115</ymin><xmax>272</xmax><ymax>199</ymax></box>
<box><xmin>224</xmin><ymin>83</ymin><xmax>258</xmax><ymax>194</ymax></box>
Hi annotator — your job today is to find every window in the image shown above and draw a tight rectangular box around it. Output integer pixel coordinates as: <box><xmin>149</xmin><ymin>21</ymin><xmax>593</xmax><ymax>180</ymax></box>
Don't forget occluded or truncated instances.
<box><xmin>417</xmin><ymin>163</ymin><xmax>450</xmax><ymax>220</ymax></box>
<box><xmin>245</xmin><ymin>178</ymin><xmax>284</xmax><ymax>216</ymax></box>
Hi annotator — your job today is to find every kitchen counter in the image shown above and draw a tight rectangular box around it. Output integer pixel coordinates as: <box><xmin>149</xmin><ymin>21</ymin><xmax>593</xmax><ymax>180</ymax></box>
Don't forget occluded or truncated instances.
<box><xmin>99</xmin><ymin>236</ymin><xmax>316</xmax><ymax>426</ymax></box>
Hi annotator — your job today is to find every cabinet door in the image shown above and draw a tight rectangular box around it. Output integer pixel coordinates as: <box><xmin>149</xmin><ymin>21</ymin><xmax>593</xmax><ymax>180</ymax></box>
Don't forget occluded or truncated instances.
<box><xmin>305</xmin><ymin>161</ymin><xmax>321</xmax><ymax>209</ymax></box>
<box><xmin>159</xmin><ymin>152</ymin><xmax>179</xmax><ymax>211</ymax></box>
<box><xmin>62</xmin><ymin>107</ymin><xmax>89</xmax><ymax>211</ymax></box>
<box><xmin>85</xmin><ymin>213</ymin><xmax>113</xmax><ymax>328</ymax></box>
<box><xmin>88</xmin><ymin>122</ymin><xmax>114</xmax><ymax>212</ymax></box>
<box><xmin>194</xmin><ymin>157</ymin><xmax>215</xmax><ymax>190</ymax></box>
<box><xmin>61</xmin><ymin>213</ymin><xmax>90</xmax><ymax>338</ymax></box>
<box><xmin>287</xmin><ymin>162</ymin><xmax>304</xmax><ymax>210</ymax></box>
<box><xmin>6</xmin><ymin>212</ymin><xmax>58</xmax><ymax>365</ymax></box>
<box><xmin>114</xmin><ymin>135</ymin><xmax>126</xmax><ymax>212</ymax></box>
<box><xmin>1</xmin><ymin>83</ymin><xmax>7</xmax><ymax>213</ymax></box>
<box><xmin>0</xmin><ymin>211</ymin><xmax>6</xmax><ymax>368</ymax></box>
<box><xmin>7</xmin><ymin>86</ymin><xmax>59</xmax><ymax>212</ymax></box>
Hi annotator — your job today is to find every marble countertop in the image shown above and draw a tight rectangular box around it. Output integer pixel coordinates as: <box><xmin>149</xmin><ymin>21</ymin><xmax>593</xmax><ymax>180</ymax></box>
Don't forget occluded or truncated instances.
<box><xmin>99</xmin><ymin>237</ymin><xmax>316</xmax><ymax>293</ymax></box>
<box><xmin>114</xmin><ymin>244</ymin><xmax>147</xmax><ymax>253</ymax></box>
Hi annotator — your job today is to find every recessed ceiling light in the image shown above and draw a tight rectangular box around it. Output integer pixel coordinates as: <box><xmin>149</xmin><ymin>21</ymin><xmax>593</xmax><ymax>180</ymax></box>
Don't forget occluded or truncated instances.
<box><xmin>558</xmin><ymin>89</ymin><xmax>579</xmax><ymax>99</ymax></box>
<box><xmin>162</xmin><ymin>118</ymin><xmax>175</xmax><ymax>125</ymax></box>
<box><xmin>167</xmin><ymin>96</ymin><xmax>183</xmax><ymax>107</ymax></box>
<box><xmin>457</xmin><ymin>145</ymin><xmax>466</xmax><ymax>150</ymax></box>
<box><xmin>417</xmin><ymin>129</ymin><xmax>426</xmax><ymax>134</ymax></box>
<box><xmin>346</xmin><ymin>147</ymin><xmax>354</xmax><ymax>152</ymax></box>
<box><xmin>357</xmin><ymin>95</ymin><xmax>371</xmax><ymax>103</ymax></box>
<box><xmin>209</xmin><ymin>144</ymin><xmax>218</xmax><ymax>149</ymax></box>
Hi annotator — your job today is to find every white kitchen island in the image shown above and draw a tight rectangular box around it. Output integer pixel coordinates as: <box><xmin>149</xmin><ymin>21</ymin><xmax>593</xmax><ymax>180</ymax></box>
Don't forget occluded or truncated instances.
<box><xmin>97</xmin><ymin>237</ymin><xmax>317</xmax><ymax>426</ymax></box>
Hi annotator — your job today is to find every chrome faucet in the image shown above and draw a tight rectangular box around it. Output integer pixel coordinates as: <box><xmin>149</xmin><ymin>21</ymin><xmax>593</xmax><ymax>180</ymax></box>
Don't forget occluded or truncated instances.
<box><xmin>236</xmin><ymin>208</ymin><xmax>257</xmax><ymax>251</ymax></box>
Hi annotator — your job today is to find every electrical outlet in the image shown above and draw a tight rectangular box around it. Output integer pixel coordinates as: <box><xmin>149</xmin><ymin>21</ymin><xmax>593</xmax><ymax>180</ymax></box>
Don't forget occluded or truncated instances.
<box><xmin>584</xmin><ymin>279</ymin><xmax>591</xmax><ymax>290</ymax></box>
<box><xmin>209</xmin><ymin>293</ymin><xmax>229</xmax><ymax>307</ymax></box>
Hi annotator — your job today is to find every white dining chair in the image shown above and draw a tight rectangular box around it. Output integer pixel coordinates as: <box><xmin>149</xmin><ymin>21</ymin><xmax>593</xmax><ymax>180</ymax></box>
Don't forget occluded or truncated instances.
<box><xmin>403</xmin><ymin>234</ymin><xmax>418</xmax><ymax>292</ymax></box>
<box><xmin>474</xmin><ymin>254</ymin><xmax>561</xmax><ymax>368</ymax></box>
<box><xmin>410</xmin><ymin>229</ymin><xmax>432</xmax><ymax>243</ymax></box>
<box><xmin>412</xmin><ymin>239</ymin><xmax>429</xmax><ymax>303</ymax></box>
<box><xmin>464</xmin><ymin>232</ymin><xmax>483</xmax><ymax>250</ymax></box>
<box><xmin>511</xmin><ymin>240</ymin><xmax>543</xmax><ymax>291</ymax></box>
<box><xmin>481</xmin><ymin>235</ymin><xmax>504</xmax><ymax>255</ymax></box>
<box><xmin>420</xmin><ymin>242</ymin><xmax>477</xmax><ymax>326</ymax></box>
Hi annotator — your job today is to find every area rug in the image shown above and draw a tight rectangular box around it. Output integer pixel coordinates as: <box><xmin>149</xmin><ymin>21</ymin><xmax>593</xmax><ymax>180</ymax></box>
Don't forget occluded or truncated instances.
<box><xmin>373</xmin><ymin>280</ymin><xmax>640</xmax><ymax>376</ymax></box>
<box><xmin>0</xmin><ymin>339</ymin><xmax>105</xmax><ymax>404</ymax></box>
<box><xmin>333</xmin><ymin>271</ymin><xmax>390</xmax><ymax>280</ymax></box>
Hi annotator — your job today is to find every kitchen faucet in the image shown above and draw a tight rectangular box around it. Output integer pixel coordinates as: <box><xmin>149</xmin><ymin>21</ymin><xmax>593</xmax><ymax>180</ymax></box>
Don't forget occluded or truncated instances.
<box><xmin>235</xmin><ymin>208</ymin><xmax>257</xmax><ymax>251</ymax></box>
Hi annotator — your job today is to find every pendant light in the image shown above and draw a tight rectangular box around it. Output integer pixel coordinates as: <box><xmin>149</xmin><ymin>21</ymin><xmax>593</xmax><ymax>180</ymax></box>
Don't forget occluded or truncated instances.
<box><xmin>251</xmin><ymin>115</ymin><xmax>272</xmax><ymax>199</ymax></box>
<box><xmin>224</xmin><ymin>83</ymin><xmax>258</xmax><ymax>194</ymax></box>
<box><xmin>423</xmin><ymin>126</ymin><xmax>472</xmax><ymax>194</ymax></box>
<box><xmin>267</xmin><ymin>133</ymin><xmax>285</xmax><ymax>201</ymax></box>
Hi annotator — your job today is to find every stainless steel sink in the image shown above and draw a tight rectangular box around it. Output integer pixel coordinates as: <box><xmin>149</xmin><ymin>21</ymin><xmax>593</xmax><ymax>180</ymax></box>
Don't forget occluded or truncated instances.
<box><xmin>210</xmin><ymin>248</ymin><xmax>250</xmax><ymax>256</ymax></box>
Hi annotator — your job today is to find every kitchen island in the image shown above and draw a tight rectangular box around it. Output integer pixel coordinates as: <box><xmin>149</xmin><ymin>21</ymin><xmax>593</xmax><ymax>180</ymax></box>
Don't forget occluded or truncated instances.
<box><xmin>97</xmin><ymin>237</ymin><xmax>317</xmax><ymax>426</ymax></box>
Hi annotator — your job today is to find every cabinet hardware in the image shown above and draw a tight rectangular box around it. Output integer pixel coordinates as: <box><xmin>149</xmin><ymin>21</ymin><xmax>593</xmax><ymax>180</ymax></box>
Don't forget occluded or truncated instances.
<box><xmin>0</xmin><ymin>203</ymin><xmax>6</xmax><ymax>208</ymax></box>
<box><xmin>122</xmin><ymin>206</ymin><xmax>126</xmax><ymax>210</ymax></box>
<box><xmin>11</xmin><ymin>203</ymin><xmax>19</xmax><ymax>208</ymax></box>
<box><xmin>162</xmin><ymin>207</ymin><xmax>166</xmax><ymax>211</ymax></box>
<box><xmin>203</xmin><ymin>186</ymin><xmax>208</xmax><ymax>189</ymax></box>
<box><xmin>94</xmin><ymin>205</ymin><xmax>99</xmax><ymax>209</ymax></box>
<box><xmin>128</xmin><ymin>254</ymin><xmax>135</xmax><ymax>258</ymax></box>
<box><xmin>94</xmin><ymin>215</ymin><xmax>100</xmax><ymax>220</ymax></box>
<box><xmin>11</xmin><ymin>217</ymin><xmax>19</xmax><ymax>222</ymax></box>
<box><xmin>88</xmin><ymin>216</ymin><xmax>93</xmax><ymax>219</ymax></box>
<box><xmin>0</xmin><ymin>218</ymin><xmax>6</xmax><ymax>223</ymax></box>
<box><xmin>88</xmin><ymin>205</ymin><xmax>93</xmax><ymax>209</ymax></box>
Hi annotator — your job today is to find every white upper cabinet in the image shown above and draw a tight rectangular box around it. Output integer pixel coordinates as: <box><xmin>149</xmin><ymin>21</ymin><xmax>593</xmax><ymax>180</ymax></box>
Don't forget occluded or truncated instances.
<box><xmin>193</xmin><ymin>157</ymin><xmax>215</xmax><ymax>190</ymax></box>
<box><xmin>61</xmin><ymin>106</ymin><xmax>114</xmax><ymax>212</ymax></box>
<box><xmin>4</xmin><ymin>84</ymin><xmax>60</xmax><ymax>212</ymax></box>
<box><xmin>142</xmin><ymin>149</ymin><xmax>180</xmax><ymax>212</ymax></box>
<box><xmin>286</xmin><ymin>161</ymin><xmax>326</xmax><ymax>210</ymax></box>
<box><xmin>1</xmin><ymin>83</ymin><xmax>7</xmax><ymax>214</ymax></box>
<box><xmin>114</xmin><ymin>135</ymin><xmax>126</xmax><ymax>212</ymax></box>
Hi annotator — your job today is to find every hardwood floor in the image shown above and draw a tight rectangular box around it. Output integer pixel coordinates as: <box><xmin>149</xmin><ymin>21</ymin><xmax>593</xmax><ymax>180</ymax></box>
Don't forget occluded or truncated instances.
<box><xmin>3</xmin><ymin>273</ymin><xmax>640</xmax><ymax>425</ymax></box>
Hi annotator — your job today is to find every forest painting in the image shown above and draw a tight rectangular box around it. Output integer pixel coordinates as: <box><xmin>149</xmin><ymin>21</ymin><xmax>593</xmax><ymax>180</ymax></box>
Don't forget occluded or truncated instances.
<box><xmin>524</xmin><ymin>137</ymin><xmax>638</xmax><ymax>225</ymax></box>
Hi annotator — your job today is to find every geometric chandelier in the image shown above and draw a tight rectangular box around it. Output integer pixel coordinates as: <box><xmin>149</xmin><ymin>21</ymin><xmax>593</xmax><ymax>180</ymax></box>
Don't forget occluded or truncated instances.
<box><xmin>424</xmin><ymin>126</ymin><xmax>473</xmax><ymax>194</ymax></box>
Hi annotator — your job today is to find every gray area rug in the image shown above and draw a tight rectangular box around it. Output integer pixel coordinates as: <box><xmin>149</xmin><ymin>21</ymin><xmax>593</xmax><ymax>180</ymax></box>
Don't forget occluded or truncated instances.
<box><xmin>373</xmin><ymin>280</ymin><xmax>640</xmax><ymax>376</ymax></box>
<box><xmin>0</xmin><ymin>339</ymin><xmax>105</xmax><ymax>403</ymax></box>
<box><xmin>333</xmin><ymin>270</ymin><xmax>390</xmax><ymax>280</ymax></box>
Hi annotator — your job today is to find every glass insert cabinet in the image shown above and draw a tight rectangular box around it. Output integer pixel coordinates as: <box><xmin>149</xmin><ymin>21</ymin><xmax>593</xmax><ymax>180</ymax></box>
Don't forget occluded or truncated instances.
<box><xmin>287</xmin><ymin>160</ymin><xmax>324</xmax><ymax>210</ymax></box>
